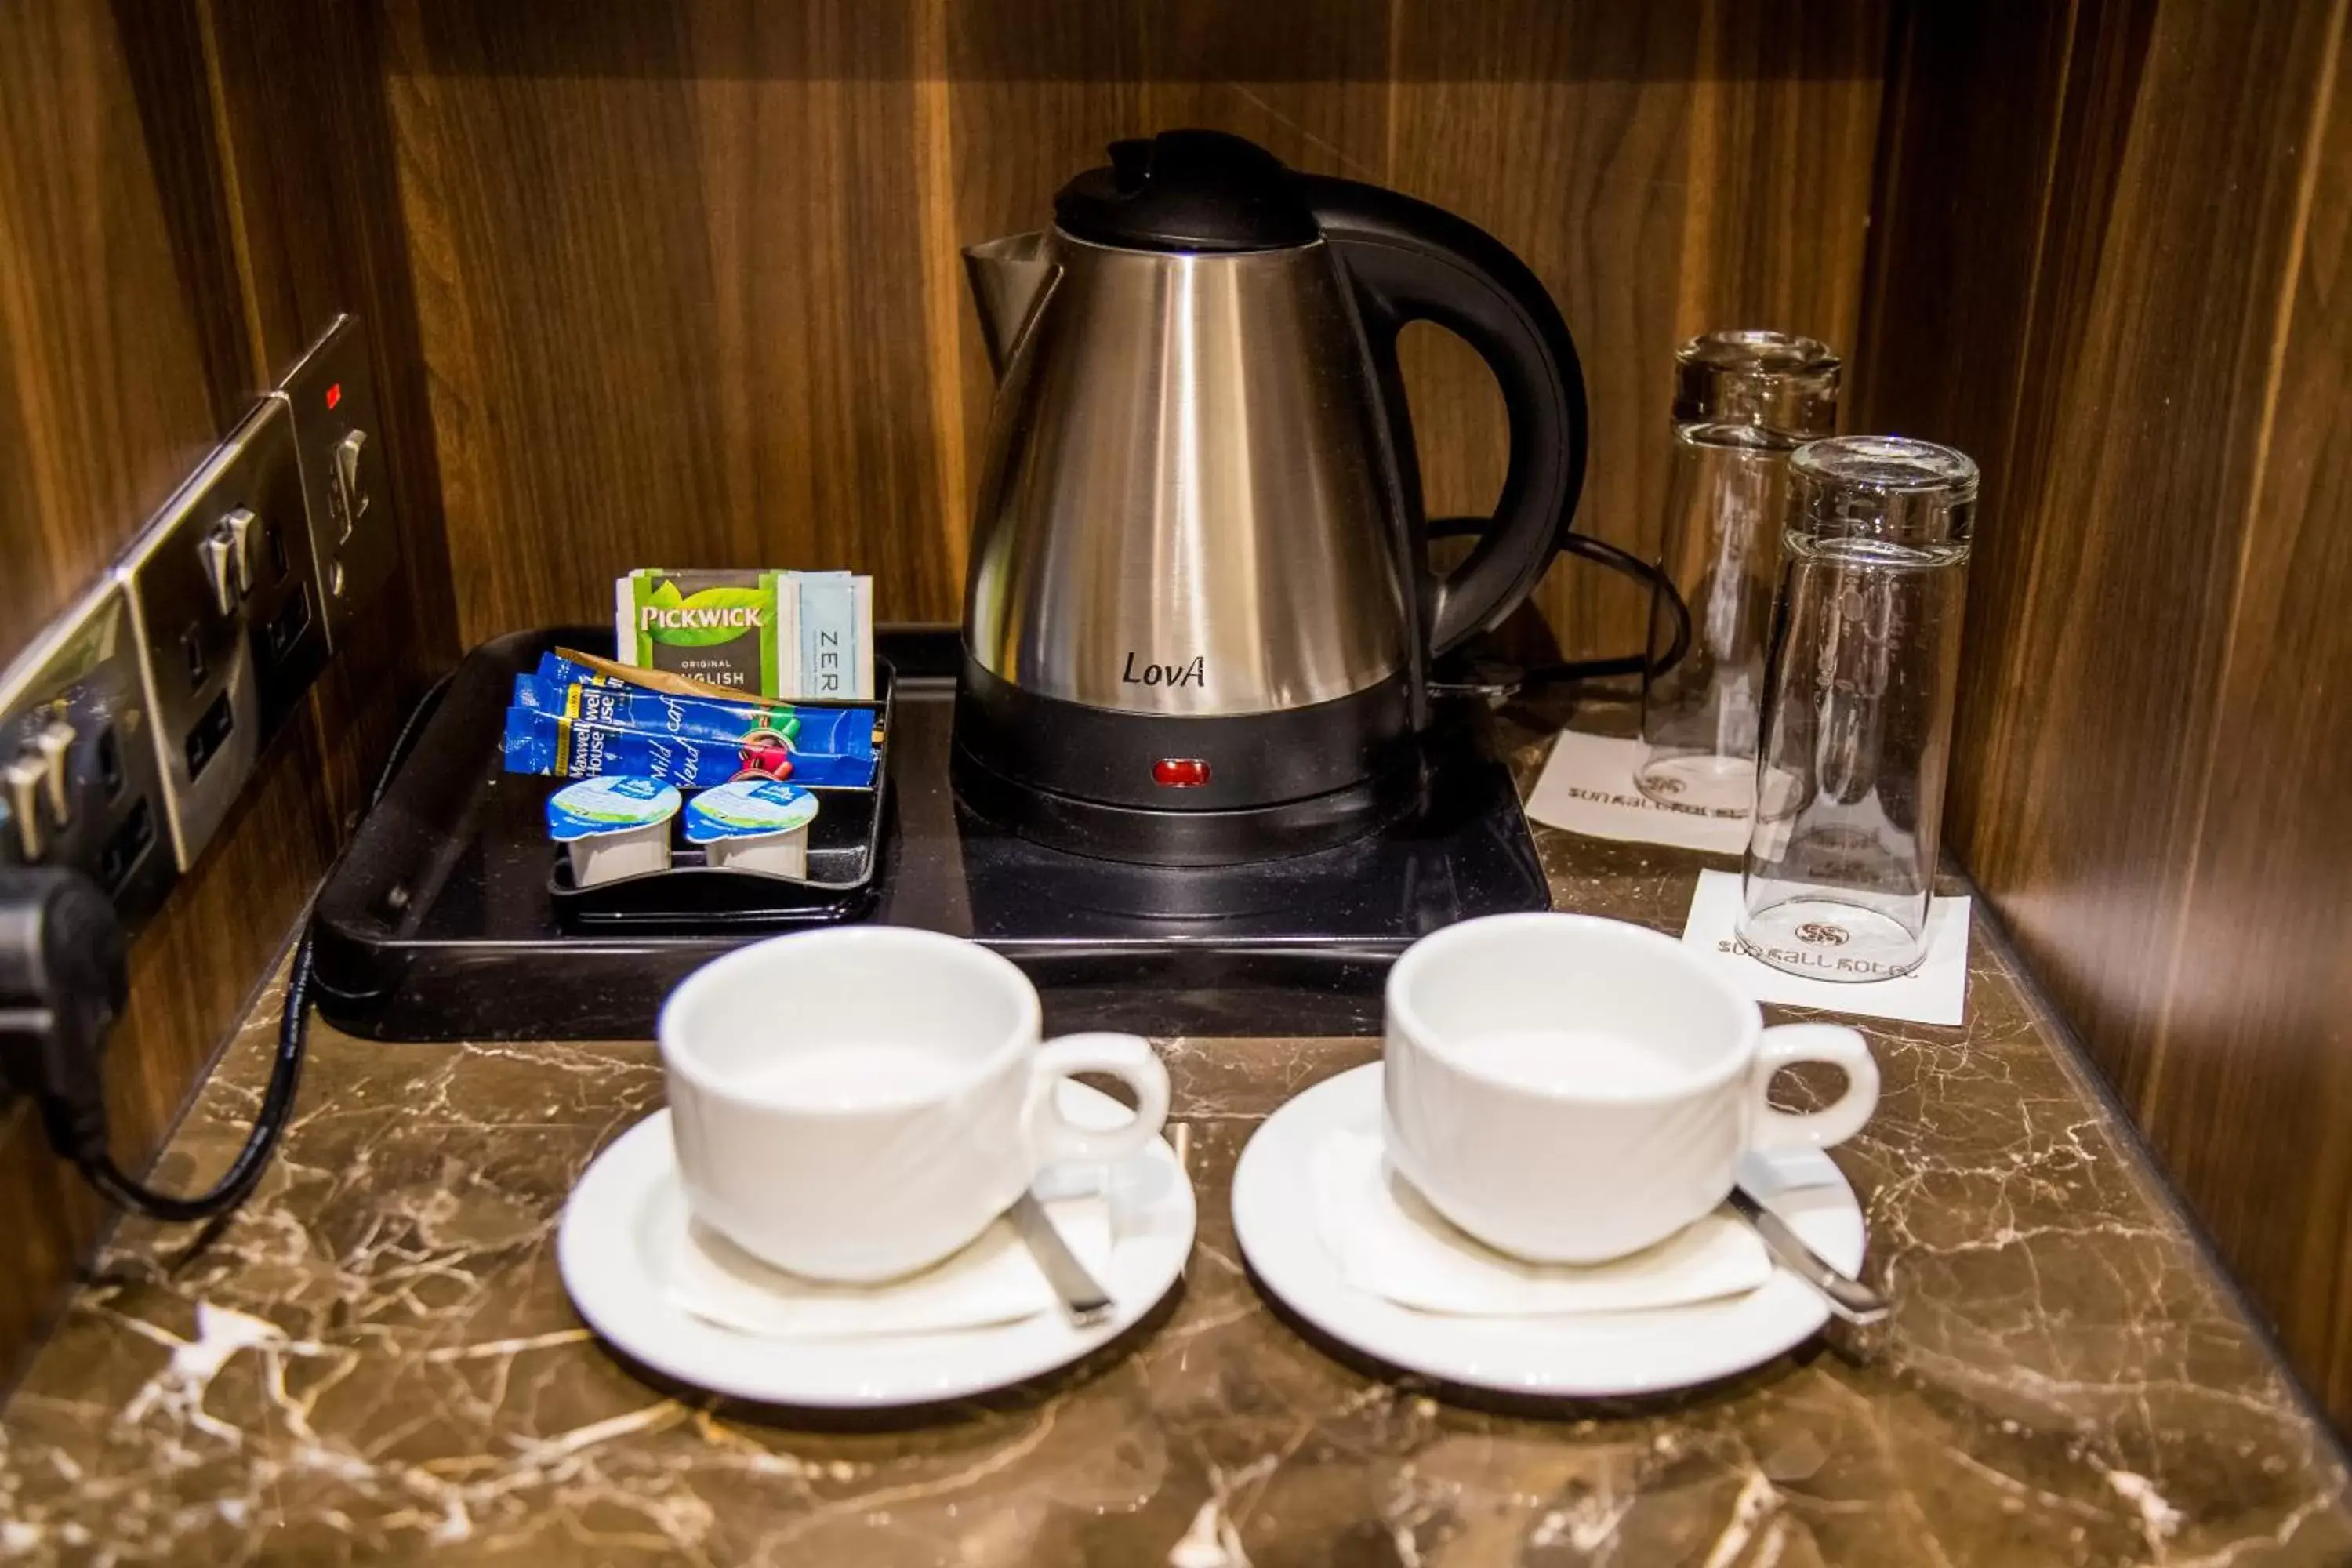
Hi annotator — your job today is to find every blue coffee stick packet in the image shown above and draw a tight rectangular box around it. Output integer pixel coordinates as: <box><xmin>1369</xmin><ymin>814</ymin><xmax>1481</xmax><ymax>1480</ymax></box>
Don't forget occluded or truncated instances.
<box><xmin>509</xmin><ymin>667</ymin><xmax>876</xmax><ymax>758</ymax></box>
<box><xmin>501</xmin><ymin>708</ymin><xmax>879</xmax><ymax>788</ymax></box>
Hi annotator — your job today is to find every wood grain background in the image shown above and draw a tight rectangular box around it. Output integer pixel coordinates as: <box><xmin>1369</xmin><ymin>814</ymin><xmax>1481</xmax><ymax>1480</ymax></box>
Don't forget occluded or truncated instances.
<box><xmin>0</xmin><ymin>0</ymin><xmax>457</xmax><ymax>1382</ymax></box>
<box><xmin>1859</xmin><ymin>0</ymin><xmax>2352</xmax><ymax>1424</ymax></box>
<box><xmin>376</xmin><ymin>0</ymin><xmax>1888</xmax><ymax>663</ymax></box>
<box><xmin>0</xmin><ymin>4</ymin><xmax>220</xmax><ymax>674</ymax></box>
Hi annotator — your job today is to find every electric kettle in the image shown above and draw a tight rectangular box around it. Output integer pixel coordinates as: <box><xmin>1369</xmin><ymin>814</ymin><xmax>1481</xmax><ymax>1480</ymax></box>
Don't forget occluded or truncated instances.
<box><xmin>955</xmin><ymin>129</ymin><xmax>1588</xmax><ymax>865</ymax></box>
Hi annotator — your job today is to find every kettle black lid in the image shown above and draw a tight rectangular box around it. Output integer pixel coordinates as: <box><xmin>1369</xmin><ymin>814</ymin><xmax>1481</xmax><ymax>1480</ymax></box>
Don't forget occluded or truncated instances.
<box><xmin>1054</xmin><ymin>129</ymin><xmax>1320</xmax><ymax>252</ymax></box>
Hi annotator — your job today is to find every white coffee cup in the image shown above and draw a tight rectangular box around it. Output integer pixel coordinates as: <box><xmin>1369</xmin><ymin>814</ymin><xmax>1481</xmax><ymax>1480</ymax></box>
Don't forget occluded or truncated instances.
<box><xmin>1383</xmin><ymin>912</ymin><xmax>1878</xmax><ymax>1264</ymax></box>
<box><xmin>659</xmin><ymin>927</ymin><xmax>1171</xmax><ymax>1283</ymax></box>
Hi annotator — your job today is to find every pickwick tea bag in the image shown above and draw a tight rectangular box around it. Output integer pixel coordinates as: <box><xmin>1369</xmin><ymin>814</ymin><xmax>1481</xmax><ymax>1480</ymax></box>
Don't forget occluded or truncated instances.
<box><xmin>614</xmin><ymin>570</ymin><xmax>784</xmax><ymax>692</ymax></box>
<box><xmin>614</xmin><ymin>571</ymin><xmax>874</xmax><ymax>698</ymax></box>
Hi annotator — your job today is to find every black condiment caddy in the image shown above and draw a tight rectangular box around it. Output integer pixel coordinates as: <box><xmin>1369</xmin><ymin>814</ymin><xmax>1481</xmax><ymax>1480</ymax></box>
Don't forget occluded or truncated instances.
<box><xmin>545</xmin><ymin>665</ymin><xmax>894</xmax><ymax>932</ymax></box>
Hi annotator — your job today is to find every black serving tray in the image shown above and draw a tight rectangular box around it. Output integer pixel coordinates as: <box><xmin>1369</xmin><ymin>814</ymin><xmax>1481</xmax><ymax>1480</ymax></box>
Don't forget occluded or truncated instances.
<box><xmin>545</xmin><ymin>665</ymin><xmax>892</xmax><ymax>932</ymax></box>
<box><xmin>312</xmin><ymin>626</ymin><xmax>1551</xmax><ymax>1041</ymax></box>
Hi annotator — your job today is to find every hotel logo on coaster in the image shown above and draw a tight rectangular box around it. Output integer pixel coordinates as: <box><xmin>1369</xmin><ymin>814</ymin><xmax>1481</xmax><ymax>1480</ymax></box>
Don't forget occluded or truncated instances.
<box><xmin>1795</xmin><ymin>922</ymin><xmax>1850</xmax><ymax>947</ymax></box>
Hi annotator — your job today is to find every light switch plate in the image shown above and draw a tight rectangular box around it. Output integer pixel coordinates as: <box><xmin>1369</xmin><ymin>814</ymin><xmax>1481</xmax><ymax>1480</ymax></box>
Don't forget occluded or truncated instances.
<box><xmin>0</xmin><ymin>579</ymin><xmax>174</xmax><ymax>927</ymax></box>
<box><xmin>117</xmin><ymin>395</ymin><xmax>327</xmax><ymax>869</ymax></box>
<box><xmin>277</xmin><ymin>315</ymin><xmax>396</xmax><ymax>649</ymax></box>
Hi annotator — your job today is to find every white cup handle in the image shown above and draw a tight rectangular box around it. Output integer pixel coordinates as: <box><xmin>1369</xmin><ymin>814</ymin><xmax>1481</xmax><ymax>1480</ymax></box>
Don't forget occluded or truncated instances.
<box><xmin>1027</xmin><ymin>1033</ymin><xmax>1171</xmax><ymax>1167</ymax></box>
<box><xmin>1750</xmin><ymin>1023</ymin><xmax>1879</xmax><ymax>1153</ymax></box>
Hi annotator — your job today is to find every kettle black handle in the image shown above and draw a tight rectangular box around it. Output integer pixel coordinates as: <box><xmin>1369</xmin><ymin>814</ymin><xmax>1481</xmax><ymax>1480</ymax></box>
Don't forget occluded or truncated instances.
<box><xmin>1301</xmin><ymin>176</ymin><xmax>1588</xmax><ymax>657</ymax></box>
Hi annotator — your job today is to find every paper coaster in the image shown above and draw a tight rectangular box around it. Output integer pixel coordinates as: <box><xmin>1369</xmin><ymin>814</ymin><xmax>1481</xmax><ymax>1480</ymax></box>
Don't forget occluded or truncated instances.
<box><xmin>1680</xmin><ymin>869</ymin><xmax>1969</xmax><ymax>1026</ymax></box>
<box><xmin>1523</xmin><ymin>731</ymin><xmax>1751</xmax><ymax>854</ymax></box>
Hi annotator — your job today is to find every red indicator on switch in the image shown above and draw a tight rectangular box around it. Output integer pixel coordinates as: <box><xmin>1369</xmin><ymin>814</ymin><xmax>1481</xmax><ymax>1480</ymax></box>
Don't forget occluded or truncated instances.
<box><xmin>1152</xmin><ymin>757</ymin><xmax>1211</xmax><ymax>788</ymax></box>
<box><xmin>325</xmin><ymin>382</ymin><xmax>343</xmax><ymax>411</ymax></box>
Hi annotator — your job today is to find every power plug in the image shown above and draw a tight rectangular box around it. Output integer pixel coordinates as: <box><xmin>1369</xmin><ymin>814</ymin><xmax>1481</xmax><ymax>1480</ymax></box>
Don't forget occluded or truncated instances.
<box><xmin>0</xmin><ymin>862</ymin><xmax>308</xmax><ymax>1222</ymax></box>
<box><xmin>0</xmin><ymin>866</ymin><xmax>126</xmax><ymax>1167</ymax></box>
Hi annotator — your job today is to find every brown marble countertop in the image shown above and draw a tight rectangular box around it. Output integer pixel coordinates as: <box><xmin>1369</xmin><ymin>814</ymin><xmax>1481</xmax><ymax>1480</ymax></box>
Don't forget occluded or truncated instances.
<box><xmin>3</xmin><ymin>714</ymin><xmax>2348</xmax><ymax>1566</ymax></box>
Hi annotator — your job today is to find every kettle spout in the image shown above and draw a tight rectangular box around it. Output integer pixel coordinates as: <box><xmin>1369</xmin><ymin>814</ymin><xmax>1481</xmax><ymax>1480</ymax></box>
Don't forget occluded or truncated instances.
<box><xmin>964</xmin><ymin>232</ymin><xmax>1057</xmax><ymax>379</ymax></box>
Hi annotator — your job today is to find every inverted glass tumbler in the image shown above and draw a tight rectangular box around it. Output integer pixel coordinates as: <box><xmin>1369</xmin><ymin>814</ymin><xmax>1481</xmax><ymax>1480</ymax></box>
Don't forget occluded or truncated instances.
<box><xmin>1737</xmin><ymin>436</ymin><xmax>1977</xmax><ymax>981</ymax></box>
<box><xmin>1635</xmin><ymin>331</ymin><xmax>1841</xmax><ymax>812</ymax></box>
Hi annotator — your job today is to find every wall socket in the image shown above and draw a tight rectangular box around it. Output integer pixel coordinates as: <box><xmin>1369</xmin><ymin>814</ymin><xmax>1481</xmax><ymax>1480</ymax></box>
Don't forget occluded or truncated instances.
<box><xmin>117</xmin><ymin>394</ymin><xmax>328</xmax><ymax>870</ymax></box>
<box><xmin>0</xmin><ymin>579</ymin><xmax>174</xmax><ymax>927</ymax></box>
<box><xmin>278</xmin><ymin>316</ymin><xmax>396</xmax><ymax>652</ymax></box>
<box><xmin>9</xmin><ymin>316</ymin><xmax>396</xmax><ymax>908</ymax></box>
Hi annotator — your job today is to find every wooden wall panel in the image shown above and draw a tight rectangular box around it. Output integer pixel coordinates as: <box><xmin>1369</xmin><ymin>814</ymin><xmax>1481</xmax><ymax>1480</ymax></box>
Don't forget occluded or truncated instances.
<box><xmin>0</xmin><ymin>0</ymin><xmax>458</xmax><ymax>1386</ymax></box>
<box><xmin>2135</xmin><ymin>13</ymin><xmax>2352</xmax><ymax>1419</ymax></box>
<box><xmin>0</xmin><ymin>2</ymin><xmax>220</xmax><ymax>671</ymax></box>
<box><xmin>0</xmin><ymin>0</ymin><xmax>319</xmax><ymax>1381</ymax></box>
<box><xmin>382</xmin><ymin>0</ymin><xmax>957</xmax><ymax>640</ymax></box>
<box><xmin>1389</xmin><ymin>2</ymin><xmax>1885</xmax><ymax>662</ymax></box>
<box><xmin>382</xmin><ymin>0</ymin><xmax>1887</xmax><ymax>662</ymax></box>
<box><xmin>199</xmin><ymin>0</ymin><xmax>465</xmax><ymax>831</ymax></box>
<box><xmin>0</xmin><ymin>0</ymin><xmax>246</xmax><ymax>1371</ymax></box>
<box><xmin>1857</xmin><ymin>0</ymin><xmax>2352</xmax><ymax>1425</ymax></box>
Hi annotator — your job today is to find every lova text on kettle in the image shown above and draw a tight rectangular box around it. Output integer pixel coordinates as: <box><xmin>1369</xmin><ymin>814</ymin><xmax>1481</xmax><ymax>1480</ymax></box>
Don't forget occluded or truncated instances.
<box><xmin>1122</xmin><ymin>652</ymin><xmax>1207</xmax><ymax>689</ymax></box>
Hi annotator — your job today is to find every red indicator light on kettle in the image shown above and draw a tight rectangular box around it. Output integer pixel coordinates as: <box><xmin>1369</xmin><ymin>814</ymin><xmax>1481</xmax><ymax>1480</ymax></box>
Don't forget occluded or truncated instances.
<box><xmin>1152</xmin><ymin>757</ymin><xmax>1210</xmax><ymax>788</ymax></box>
<box><xmin>325</xmin><ymin>382</ymin><xmax>343</xmax><ymax>411</ymax></box>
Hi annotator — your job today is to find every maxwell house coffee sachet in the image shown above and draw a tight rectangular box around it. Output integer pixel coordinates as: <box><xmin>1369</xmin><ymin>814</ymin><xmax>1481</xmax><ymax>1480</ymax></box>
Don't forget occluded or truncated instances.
<box><xmin>513</xmin><ymin>654</ymin><xmax>877</xmax><ymax>754</ymax></box>
<box><xmin>501</xmin><ymin>710</ymin><xmax>878</xmax><ymax>789</ymax></box>
<box><xmin>501</xmin><ymin>652</ymin><xmax>880</xmax><ymax>789</ymax></box>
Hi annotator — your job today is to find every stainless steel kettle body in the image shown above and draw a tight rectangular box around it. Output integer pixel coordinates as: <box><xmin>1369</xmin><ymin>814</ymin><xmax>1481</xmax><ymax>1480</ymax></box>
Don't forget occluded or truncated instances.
<box><xmin>966</xmin><ymin>234</ymin><xmax>1411</xmax><ymax>719</ymax></box>
<box><xmin>953</xmin><ymin>130</ymin><xmax>1588</xmax><ymax>866</ymax></box>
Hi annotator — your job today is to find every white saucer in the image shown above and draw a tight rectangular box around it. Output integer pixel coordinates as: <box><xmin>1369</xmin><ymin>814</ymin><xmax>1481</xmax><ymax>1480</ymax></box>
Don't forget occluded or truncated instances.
<box><xmin>1232</xmin><ymin>1062</ymin><xmax>1867</xmax><ymax>1399</ymax></box>
<box><xmin>558</xmin><ymin>1083</ymin><xmax>1196</xmax><ymax>1408</ymax></box>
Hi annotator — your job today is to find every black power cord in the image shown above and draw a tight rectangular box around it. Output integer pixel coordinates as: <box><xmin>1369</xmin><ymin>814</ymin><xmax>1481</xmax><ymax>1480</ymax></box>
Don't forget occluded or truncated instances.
<box><xmin>1429</xmin><ymin>516</ymin><xmax>1692</xmax><ymax>688</ymax></box>
<box><xmin>1</xmin><ymin>671</ymin><xmax>452</xmax><ymax>1223</ymax></box>
<box><xmin>75</xmin><ymin>924</ymin><xmax>314</xmax><ymax>1221</ymax></box>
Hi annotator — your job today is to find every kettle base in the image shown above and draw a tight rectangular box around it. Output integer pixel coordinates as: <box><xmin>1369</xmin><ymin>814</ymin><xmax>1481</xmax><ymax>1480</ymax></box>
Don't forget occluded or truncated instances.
<box><xmin>950</xmin><ymin>743</ymin><xmax>1421</xmax><ymax>868</ymax></box>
